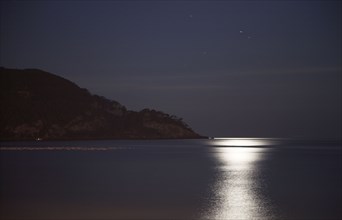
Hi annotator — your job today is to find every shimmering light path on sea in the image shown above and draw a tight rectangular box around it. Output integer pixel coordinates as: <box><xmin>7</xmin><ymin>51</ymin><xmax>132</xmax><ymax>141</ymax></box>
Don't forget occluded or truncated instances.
<box><xmin>203</xmin><ymin>138</ymin><xmax>275</xmax><ymax>220</ymax></box>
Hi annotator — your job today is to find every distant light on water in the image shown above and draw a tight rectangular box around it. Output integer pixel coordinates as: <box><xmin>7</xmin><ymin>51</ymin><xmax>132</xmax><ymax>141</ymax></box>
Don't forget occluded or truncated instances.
<box><xmin>218</xmin><ymin>147</ymin><xmax>264</xmax><ymax>167</ymax></box>
<box><xmin>204</xmin><ymin>138</ymin><xmax>274</xmax><ymax>219</ymax></box>
<box><xmin>213</xmin><ymin>137</ymin><xmax>274</xmax><ymax>147</ymax></box>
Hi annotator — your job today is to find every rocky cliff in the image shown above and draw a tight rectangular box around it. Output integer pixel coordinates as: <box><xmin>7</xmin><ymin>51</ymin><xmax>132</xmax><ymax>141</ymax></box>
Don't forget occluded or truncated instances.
<box><xmin>0</xmin><ymin>67</ymin><xmax>203</xmax><ymax>140</ymax></box>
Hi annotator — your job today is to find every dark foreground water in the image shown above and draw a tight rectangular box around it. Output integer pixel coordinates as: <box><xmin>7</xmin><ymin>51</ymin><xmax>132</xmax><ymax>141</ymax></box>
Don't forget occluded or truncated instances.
<box><xmin>0</xmin><ymin>138</ymin><xmax>341</xmax><ymax>220</ymax></box>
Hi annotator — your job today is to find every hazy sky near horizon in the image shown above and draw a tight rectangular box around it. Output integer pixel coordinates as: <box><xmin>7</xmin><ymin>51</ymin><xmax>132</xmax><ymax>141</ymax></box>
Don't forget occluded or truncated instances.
<box><xmin>1</xmin><ymin>1</ymin><xmax>341</xmax><ymax>138</ymax></box>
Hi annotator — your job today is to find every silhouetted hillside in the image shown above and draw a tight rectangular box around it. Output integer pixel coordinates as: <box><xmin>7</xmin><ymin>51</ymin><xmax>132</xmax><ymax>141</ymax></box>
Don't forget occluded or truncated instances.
<box><xmin>0</xmin><ymin>67</ymin><xmax>203</xmax><ymax>140</ymax></box>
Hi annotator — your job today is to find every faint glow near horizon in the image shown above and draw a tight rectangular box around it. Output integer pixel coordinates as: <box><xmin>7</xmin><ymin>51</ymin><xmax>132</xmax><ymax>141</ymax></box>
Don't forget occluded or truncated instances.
<box><xmin>213</xmin><ymin>138</ymin><xmax>274</xmax><ymax>147</ymax></box>
<box><xmin>204</xmin><ymin>140</ymin><xmax>273</xmax><ymax>219</ymax></box>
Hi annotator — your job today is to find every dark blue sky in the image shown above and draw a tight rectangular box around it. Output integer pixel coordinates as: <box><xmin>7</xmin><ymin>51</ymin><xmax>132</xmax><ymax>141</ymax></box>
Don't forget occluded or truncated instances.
<box><xmin>1</xmin><ymin>1</ymin><xmax>341</xmax><ymax>138</ymax></box>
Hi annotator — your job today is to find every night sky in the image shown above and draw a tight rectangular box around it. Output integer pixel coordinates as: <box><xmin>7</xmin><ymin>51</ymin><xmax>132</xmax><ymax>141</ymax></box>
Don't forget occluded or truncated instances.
<box><xmin>1</xmin><ymin>1</ymin><xmax>341</xmax><ymax>139</ymax></box>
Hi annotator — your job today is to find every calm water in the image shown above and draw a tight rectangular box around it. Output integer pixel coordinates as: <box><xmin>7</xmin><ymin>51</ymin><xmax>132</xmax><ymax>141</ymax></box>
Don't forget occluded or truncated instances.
<box><xmin>0</xmin><ymin>139</ymin><xmax>341</xmax><ymax>220</ymax></box>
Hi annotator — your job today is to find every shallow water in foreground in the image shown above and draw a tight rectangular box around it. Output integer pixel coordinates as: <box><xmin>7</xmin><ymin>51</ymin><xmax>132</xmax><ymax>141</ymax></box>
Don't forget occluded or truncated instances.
<box><xmin>1</xmin><ymin>139</ymin><xmax>341</xmax><ymax>220</ymax></box>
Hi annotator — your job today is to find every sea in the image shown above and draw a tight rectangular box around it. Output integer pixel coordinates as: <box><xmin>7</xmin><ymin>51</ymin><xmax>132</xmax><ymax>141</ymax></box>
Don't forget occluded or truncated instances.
<box><xmin>0</xmin><ymin>138</ymin><xmax>341</xmax><ymax>220</ymax></box>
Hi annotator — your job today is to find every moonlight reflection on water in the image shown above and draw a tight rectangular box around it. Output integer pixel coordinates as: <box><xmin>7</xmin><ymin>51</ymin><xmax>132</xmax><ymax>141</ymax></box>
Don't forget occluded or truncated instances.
<box><xmin>204</xmin><ymin>139</ymin><xmax>274</xmax><ymax>220</ymax></box>
<box><xmin>214</xmin><ymin>137</ymin><xmax>275</xmax><ymax>147</ymax></box>
<box><xmin>0</xmin><ymin>139</ymin><xmax>340</xmax><ymax>219</ymax></box>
